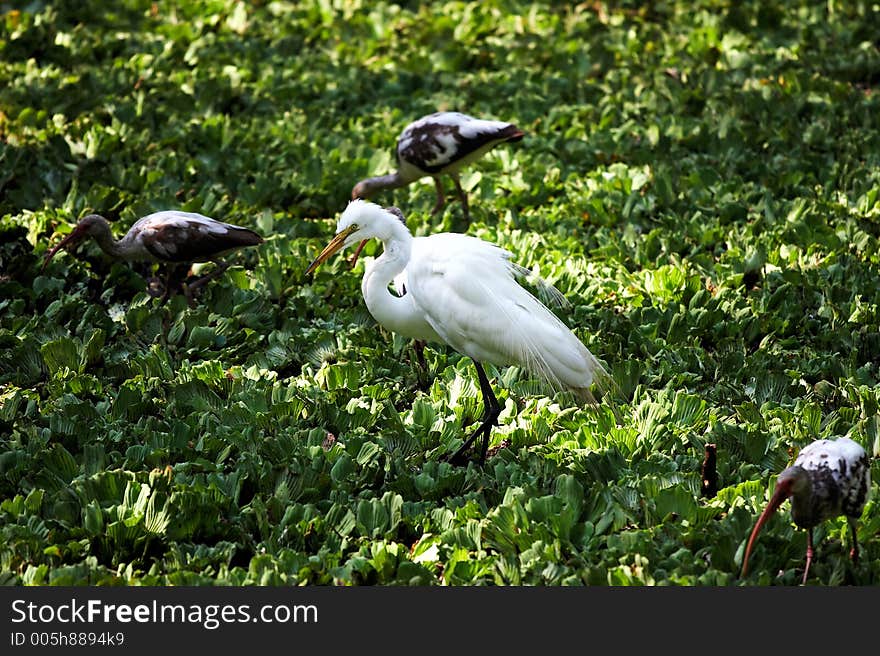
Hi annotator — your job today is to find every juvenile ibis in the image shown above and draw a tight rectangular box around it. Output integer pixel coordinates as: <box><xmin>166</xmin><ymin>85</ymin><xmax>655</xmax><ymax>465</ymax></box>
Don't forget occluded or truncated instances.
<box><xmin>740</xmin><ymin>436</ymin><xmax>871</xmax><ymax>584</ymax></box>
<box><xmin>42</xmin><ymin>211</ymin><xmax>263</xmax><ymax>304</ymax></box>
<box><xmin>305</xmin><ymin>200</ymin><xmax>611</xmax><ymax>465</ymax></box>
<box><xmin>351</xmin><ymin>111</ymin><xmax>525</xmax><ymax>222</ymax></box>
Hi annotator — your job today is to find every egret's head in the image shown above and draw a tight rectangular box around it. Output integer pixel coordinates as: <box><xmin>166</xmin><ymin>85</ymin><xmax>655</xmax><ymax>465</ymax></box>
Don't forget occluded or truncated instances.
<box><xmin>336</xmin><ymin>199</ymin><xmax>406</xmax><ymax>242</ymax></box>
<box><xmin>41</xmin><ymin>214</ymin><xmax>109</xmax><ymax>271</ymax></box>
<box><xmin>304</xmin><ymin>200</ymin><xmax>408</xmax><ymax>275</ymax></box>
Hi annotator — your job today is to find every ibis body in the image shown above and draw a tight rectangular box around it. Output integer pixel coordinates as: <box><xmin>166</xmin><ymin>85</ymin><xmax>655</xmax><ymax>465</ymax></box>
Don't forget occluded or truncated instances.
<box><xmin>740</xmin><ymin>436</ymin><xmax>871</xmax><ymax>584</ymax></box>
<box><xmin>43</xmin><ymin>211</ymin><xmax>263</xmax><ymax>302</ymax></box>
<box><xmin>351</xmin><ymin>111</ymin><xmax>524</xmax><ymax>221</ymax></box>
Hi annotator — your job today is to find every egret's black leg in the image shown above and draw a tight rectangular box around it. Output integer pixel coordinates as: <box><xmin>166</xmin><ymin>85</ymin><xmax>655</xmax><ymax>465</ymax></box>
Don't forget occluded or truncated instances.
<box><xmin>431</xmin><ymin>177</ymin><xmax>446</xmax><ymax>216</ymax></box>
<box><xmin>446</xmin><ymin>361</ymin><xmax>501</xmax><ymax>466</ymax></box>
<box><xmin>450</xmin><ymin>173</ymin><xmax>470</xmax><ymax>223</ymax></box>
<box><xmin>412</xmin><ymin>338</ymin><xmax>429</xmax><ymax>389</ymax></box>
<box><xmin>472</xmin><ymin>362</ymin><xmax>501</xmax><ymax>464</ymax></box>
<box><xmin>802</xmin><ymin>528</ymin><xmax>814</xmax><ymax>585</ymax></box>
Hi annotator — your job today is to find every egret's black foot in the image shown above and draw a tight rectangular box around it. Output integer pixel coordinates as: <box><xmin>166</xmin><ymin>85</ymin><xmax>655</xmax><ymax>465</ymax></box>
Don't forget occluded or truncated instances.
<box><xmin>443</xmin><ymin>422</ymin><xmax>493</xmax><ymax>468</ymax></box>
<box><xmin>442</xmin><ymin>429</ymin><xmax>482</xmax><ymax>466</ymax></box>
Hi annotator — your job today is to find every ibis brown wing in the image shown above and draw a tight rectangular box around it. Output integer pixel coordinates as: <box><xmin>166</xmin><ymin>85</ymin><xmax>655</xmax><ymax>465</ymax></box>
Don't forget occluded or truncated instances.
<box><xmin>400</xmin><ymin>122</ymin><xmax>524</xmax><ymax>174</ymax></box>
<box><xmin>142</xmin><ymin>222</ymin><xmax>263</xmax><ymax>263</ymax></box>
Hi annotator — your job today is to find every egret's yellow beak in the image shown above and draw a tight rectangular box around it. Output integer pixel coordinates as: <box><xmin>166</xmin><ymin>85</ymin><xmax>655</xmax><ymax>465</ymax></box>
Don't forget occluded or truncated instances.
<box><xmin>304</xmin><ymin>224</ymin><xmax>359</xmax><ymax>276</ymax></box>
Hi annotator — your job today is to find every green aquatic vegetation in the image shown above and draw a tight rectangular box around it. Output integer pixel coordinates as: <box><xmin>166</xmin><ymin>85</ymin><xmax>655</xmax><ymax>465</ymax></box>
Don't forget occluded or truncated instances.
<box><xmin>1</xmin><ymin>0</ymin><xmax>879</xmax><ymax>586</ymax></box>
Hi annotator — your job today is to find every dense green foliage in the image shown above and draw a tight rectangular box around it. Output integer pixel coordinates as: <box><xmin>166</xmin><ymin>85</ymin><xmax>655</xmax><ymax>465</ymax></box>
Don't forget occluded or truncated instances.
<box><xmin>1</xmin><ymin>0</ymin><xmax>879</xmax><ymax>586</ymax></box>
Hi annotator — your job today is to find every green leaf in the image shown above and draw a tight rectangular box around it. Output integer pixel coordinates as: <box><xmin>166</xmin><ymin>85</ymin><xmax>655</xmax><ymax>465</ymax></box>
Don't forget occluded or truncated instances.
<box><xmin>40</xmin><ymin>337</ymin><xmax>79</xmax><ymax>376</ymax></box>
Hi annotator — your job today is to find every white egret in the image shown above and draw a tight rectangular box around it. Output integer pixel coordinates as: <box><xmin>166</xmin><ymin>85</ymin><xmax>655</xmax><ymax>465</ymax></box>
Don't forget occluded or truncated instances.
<box><xmin>305</xmin><ymin>200</ymin><xmax>611</xmax><ymax>465</ymax></box>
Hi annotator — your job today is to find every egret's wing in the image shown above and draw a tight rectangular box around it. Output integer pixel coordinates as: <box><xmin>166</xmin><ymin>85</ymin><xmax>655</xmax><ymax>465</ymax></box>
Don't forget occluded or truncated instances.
<box><xmin>406</xmin><ymin>234</ymin><xmax>606</xmax><ymax>402</ymax></box>
<box><xmin>508</xmin><ymin>261</ymin><xmax>571</xmax><ymax>311</ymax></box>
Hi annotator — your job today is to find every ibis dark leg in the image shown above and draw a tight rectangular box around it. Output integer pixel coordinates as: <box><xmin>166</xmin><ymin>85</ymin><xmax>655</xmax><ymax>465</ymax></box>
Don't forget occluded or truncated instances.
<box><xmin>143</xmin><ymin>263</ymin><xmax>166</xmax><ymax>300</ymax></box>
<box><xmin>450</xmin><ymin>173</ymin><xmax>470</xmax><ymax>222</ymax></box>
<box><xmin>184</xmin><ymin>260</ymin><xmax>230</xmax><ymax>305</ymax></box>
<box><xmin>431</xmin><ymin>177</ymin><xmax>446</xmax><ymax>216</ymax></box>
<box><xmin>802</xmin><ymin>528</ymin><xmax>814</xmax><ymax>585</ymax></box>
<box><xmin>848</xmin><ymin>517</ymin><xmax>859</xmax><ymax>564</ymax></box>
<box><xmin>158</xmin><ymin>265</ymin><xmax>177</xmax><ymax>305</ymax></box>
<box><xmin>146</xmin><ymin>271</ymin><xmax>166</xmax><ymax>300</ymax></box>
<box><xmin>157</xmin><ymin>263</ymin><xmax>190</xmax><ymax>305</ymax></box>
<box><xmin>446</xmin><ymin>361</ymin><xmax>501</xmax><ymax>466</ymax></box>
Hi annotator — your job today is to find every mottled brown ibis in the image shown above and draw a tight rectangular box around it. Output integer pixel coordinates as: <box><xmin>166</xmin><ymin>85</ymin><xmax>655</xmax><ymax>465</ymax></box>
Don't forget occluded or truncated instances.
<box><xmin>42</xmin><ymin>210</ymin><xmax>263</xmax><ymax>304</ymax></box>
<box><xmin>352</xmin><ymin>111</ymin><xmax>524</xmax><ymax>221</ymax></box>
<box><xmin>740</xmin><ymin>437</ymin><xmax>871</xmax><ymax>584</ymax></box>
<box><xmin>348</xmin><ymin>112</ymin><xmax>524</xmax><ymax>266</ymax></box>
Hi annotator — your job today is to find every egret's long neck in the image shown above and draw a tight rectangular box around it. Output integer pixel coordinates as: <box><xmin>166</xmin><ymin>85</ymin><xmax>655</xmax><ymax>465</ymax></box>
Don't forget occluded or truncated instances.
<box><xmin>360</xmin><ymin>227</ymin><xmax>418</xmax><ymax>336</ymax></box>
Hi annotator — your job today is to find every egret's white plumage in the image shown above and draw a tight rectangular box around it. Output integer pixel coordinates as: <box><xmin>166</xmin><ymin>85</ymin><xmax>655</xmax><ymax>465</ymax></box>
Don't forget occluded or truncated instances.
<box><xmin>404</xmin><ymin>232</ymin><xmax>604</xmax><ymax>400</ymax></box>
<box><xmin>306</xmin><ymin>200</ymin><xmax>610</xmax><ymax>464</ymax></box>
<box><xmin>351</xmin><ymin>111</ymin><xmax>525</xmax><ymax>220</ymax></box>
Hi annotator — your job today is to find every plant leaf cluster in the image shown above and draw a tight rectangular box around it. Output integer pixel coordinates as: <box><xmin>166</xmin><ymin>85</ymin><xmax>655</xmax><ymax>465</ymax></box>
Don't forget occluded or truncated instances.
<box><xmin>1</xmin><ymin>0</ymin><xmax>879</xmax><ymax>585</ymax></box>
